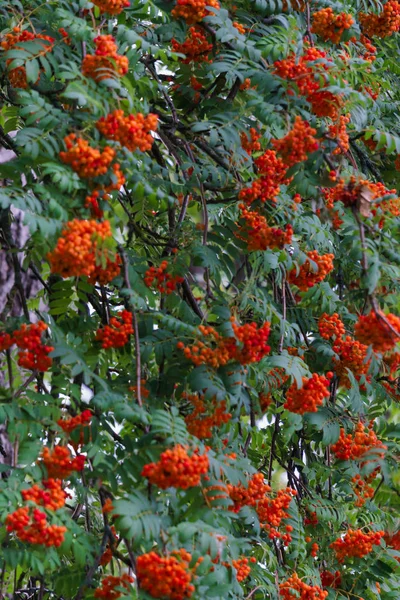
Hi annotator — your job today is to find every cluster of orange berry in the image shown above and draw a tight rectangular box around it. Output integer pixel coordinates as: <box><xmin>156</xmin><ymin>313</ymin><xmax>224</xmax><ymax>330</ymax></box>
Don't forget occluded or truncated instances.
<box><xmin>141</xmin><ymin>445</ymin><xmax>209</xmax><ymax>489</ymax></box>
<box><xmin>91</xmin><ymin>0</ymin><xmax>130</xmax><ymax>15</ymax></box>
<box><xmin>235</xmin><ymin>205</ymin><xmax>293</xmax><ymax>251</ymax></box>
<box><xmin>82</xmin><ymin>35</ymin><xmax>129</xmax><ymax>81</ymax></box>
<box><xmin>60</xmin><ymin>133</ymin><xmax>116</xmax><ymax>179</ymax></box>
<box><xmin>171</xmin><ymin>0</ymin><xmax>220</xmax><ymax>24</ymax></box>
<box><xmin>287</xmin><ymin>251</ymin><xmax>334</xmax><ymax>291</ymax></box>
<box><xmin>230</xmin><ymin>557</ymin><xmax>256</xmax><ymax>582</ymax></box>
<box><xmin>6</xmin><ymin>507</ymin><xmax>67</xmax><ymax>547</ymax></box>
<box><xmin>360</xmin><ymin>0</ymin><xmax>400</xmax><ymax>38</ymax></box>
<box><xmin>331</xmin><ymin>421</ymin><xmax>386</xmax><ymax>461</ymax></box>
<box><xmin>58</xmin><ymin>410</ymin><xmax>92</xmax><ymax>435</ymax></box>
<box><xmin>354</xmin><ymin>310</ymin><xmax>400</xmax><ymax>353</ymax></box>
<box><xmin>94</xmin><ymin>575</ymin><xmax>134</xmax><ymax>600</ymax></box>
<box><xmin>239</xmin><ymin>149</ymin><xmax>291</xmax><ymax>204</ymax></box>
<box><xmin>272</xmin><ymin>117</ymin><xmax>319</xmax><ymax>166</ymax></box>
<box><xmin>0</xmin><ymin>321</ymin><xmax>54</xmax><ymax>372</ymax></box>
<box><xmin>233</xmin><ymin>21</ymin><xmax>247</xmax><ymax>35</ymax></box>
<box><xmin>320</xmin><ymin>570</ymin><xmax>341</xmax><ymax>589</ymax></box>
<box><xmin>1</xmin><ymin>27</ymin><xmax>54</xmax><ymax>88</ymax></box>
<box><xmin>323</xmin><ymin>177</ymin><xmax>400</xmax><ymax>220</ymax></box>
<box><xmin>96</xmin><ymin>110</ymin><xmax>158</xmax><ymax>152</ymax></box>
<box><xmin>41</xmin><ymin>445</ymin><xmax>85</xmax><ymax>479</ymax></box>
<box><xmin>351</xmin><ymin>474</ymin><xmax>375</xmax><ymax>507</ymax></box>
<box><xmin>332</xmin><ymin>336</ymin><xmax>371</xmax><ymax>388</ymax></box>
<box><xmin>21</xmin><ymin>478</ymin><xmax>67</xmax><ymax>511</ymax></box>
<box><xmin>47</xmin><ymin>219</ymin><xmax>121</xmax><ymax>285</ymax></box>
<box><xmin>96</xmin><ymin>310</ymin><xmax>134</xmax><ymax>349</ymax></box>
<box><xmin>311</xmin><ymin>8</ymin><xmax>354</xmax><ymax>43</ymax></box>
<box><xmin>280</xmin><ymin>572</ymin><xmax>328</xmax><ymax>600</ymax></box>
<box><xmin>384</xmin><ymin>530</ymin><xmax>400</xmax><ymax>554</ymax></box>
<box><xmin>183</xmin><ymin>392</ymin><xmax>232</xmax><ymax>439</ymax></box>
<box><xmin>100</xmin><ymin>524</ymin><xmax>119</xmax><ymax>566</ymax></box>
<box><xmin>240</xmin><ymin>128</ymin><xmax>261</xmax><ymax>155</ymax></box>
<box><xmin>328</xmin><ymin>115</ymin><xmax>350</xmax><ymax>155</ymax></box>
<box><xmin>284</xmin><ymin>373</ymin><xmax>332</xmax><ymax>414</ymax></box>
<box><xmin>318</xmin><ymin>313</ymin><xmax>345</xmax><ymax>340</ymax></box>
<box><xmin>171</xmin><ymin>27</ymin><xmax>213</xmax><ymax>63</ymax></box>
<box><xmin>330</xmin><ymin>528</ymin><xmax>384</xmax><ymax>562</ymax></box>
<box><xmin>144</xmin><ymin>261</ymin><xmax>184</xmax><ymax>294</ymax></box>
<box><xmin>137</xmin><ymin>550</ymin><xmax>195</xmax><ymax>600</ymax></box>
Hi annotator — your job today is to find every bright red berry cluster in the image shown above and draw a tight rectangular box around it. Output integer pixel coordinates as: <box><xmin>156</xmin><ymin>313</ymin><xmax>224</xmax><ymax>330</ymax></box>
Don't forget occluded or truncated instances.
<box><xmin>354</xmin><ymin>310</ymin><xmax>400</xmax><ymax>352</ymax></box>
<box><xmin>6</xmin><ymin>507</ymin><xmax>67</xmax><ymax>547</ymax></box>
<box><xmin>311</xmin><ymin>8</ymin><xmax>354</xmax><ymax>43</ymax></box>
<box><xmin>96</xmin><ymin>110</ymin><xmax>158</xmax><ymax>152</ymax></box>
<box><xmin>41</xmin><ymin>445</ymin><xmax>85</xmax><ymax>479</ymax></box>
<box><xmin>333</xmin><ymin>336</ymin><xmax>371</xmax><ymax>388</ymax></box>
<box><xmin>171</xmin><ymin>0</ymin><xmax>220</xmax><ymax>24</ymax></box>
<box><xmin>331</xmin><ymin>421</ymin><xmax>386</xmax><ymax>461</ymax></box>
<box><xmin>272</xmin><ymin>116</ymin><xmax>319</xmax><ymax>166</ymax></box>
<box><xmin>91</xmin><ymin>0</ymin><xmax>130</xmax><ymax>15</ymax></box>
<box><xmin>235</xmin><ymin>204</ymin><xmax>293</xmax><ymax>251</ymax></box>
<box><xmin>287</xmin><ymin>251</ymin><xmax>334</xmax><ymax>291</ymax></box>
<box><xmin>328</xmin><ymin>115</ymin><xmax>350</xmax><ymax>155</ymax></box>
<box><xmin>1</xmin><ymin>27</ymin><xmax>54</xmax><ymax>88</ymax></box>
<box><xmin>144</xmin><ymin>261</ymin><xmax>184</xmax><ymax>294</ymax></box>
<box><xmin>360</xmin><ymin>1</ymin><xmax>400</xmax><ymax>38</ymax></box>
<box><xmin>21</xmin><ymin>478</ymin><xmax>67</xmax><ymax>511</ymax></box>
<box><xmin>0</xmin><ymin>321</ymin><xmax>54</xmax><ymax>372</ymax></box>
<box><xmin>96</xmin><ymin>310</ymin><xmax>134</xmax><ymax>349</ymax></box>
<box><xmin>94</xmin><ymin>574</ymin><xmax>134</xmax><ymax>600</ymax></box>
<box><xmin>82</xmin><ymin>35</ymin><xmax>129</xmax><ymax>81</ymax></box>
<box><xmin>183</xmin><ymin>392</ymin><xmax>232</xmax><ymax>439</ymax></box>
<box><xmin>240</xmin><ymin>128</ymin><xmax>261</xmax><ymax>155</ymax></box>
<box><xmin>57</xmin><ymin>410</ymin><xmax>92</xmax><ymax>435</ymax></box>
<box><xmin>231</xmin><ymin>318</ymin><xmax>271</xmax><ymax>364</ymax></box>
<box><xmin>47</xmin><ymin>219</ymin><xmax>121</xmax><ymax>285</ymax></box>
<box><xmin>330</xmin><ymin>529</ymin><xmax>384</xmax><ymax>562</ymax></box>
<box><xmin>320</xmin><ymin>571</ymin><xmax>341</xmax><ymax>589</ymax></box>
<box><xmin>280</xmin><ymin>572</ymin><xmax>328</xmax><ymax>599</ymax></box>
<box><xmin>284</xmin><ymin>373</ymin><xmax>332</xmax><ymax>414</ymax></box>
<box><xmin>141</xmin><ymin>445</ymin><xmax>209</xmax><ymax>489</ymax></box>
<box><xmin>171</xmin><ymin>28</ymin><xmax>213</xmax><ymax>63</ymax></box>
<box><xmin>137</xmin><ymin>550</ymin><xmax>195</xmax><ymax>600</ymax></box>
<box><xmin>318</xmin><ymin>313</ymin><xmax>345</xmax><ymax>340</ymax></box>
<box><xmin>239</xmin><ymin>149</ymin><xmax>291</xmax><ymax>205</ymax></box>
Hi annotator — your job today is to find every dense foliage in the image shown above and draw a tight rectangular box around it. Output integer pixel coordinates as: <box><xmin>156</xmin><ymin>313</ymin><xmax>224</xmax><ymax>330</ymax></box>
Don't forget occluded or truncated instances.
<box><xmin>2</xmin><ymin>0</ymin><xmax>400</xmax><ymax>598</ymax></box>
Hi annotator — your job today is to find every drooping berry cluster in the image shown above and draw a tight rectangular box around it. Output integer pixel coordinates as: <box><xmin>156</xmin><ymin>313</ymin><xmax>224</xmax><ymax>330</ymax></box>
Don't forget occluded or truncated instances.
<box><xmin>239</xmin><ymin>150</ymin><xmax>291</xmax><ymax>204</ymax></box>
<box><xmin>231</xmin><ymin>557</ymin><xmax>256</xmax><ymax>582</ymax></box>
<box><xmin>144</xmin><ymin>261</ymin><xmax>184</xmax><ymax>294</ymax></box>
<box><xmin>311</xmin><ymin>8</ymin><xmax>354</xmax><ymax>43</ymax></box>
<box><xmin>320</xmin><ymin>571</ymin><xmax>341</xmax><ymax>589</ymax></box>
<box><xmin>60</xmin><ymin>134</ymin><xmax>116</xmax><ymax>179</ymax></box>
<box><xmin>21</xmin><ymin>478</ymin><xmax>67</xmax><ymax>511</ymax></box>
<box><xmin>171</xmin><ymin>28</ymin><xmax>213</xmax><ymax>63</ymax></box>
<box><xmin>323</xmin><ymin>176</ymin><xmax>400</xmax><ymax>219</ymax></box>
<box><xmin>47</xmin><ymin>219</ymin><xmax>121</xmax><ymax>285</ymax></box>
<box><xmin>354</xmin><ymin>310</ymin><xmax>400</xmax><ymax>353</ymax></box>
<box><xmin>183</xmin><ymin>392</ymin><xmax>232</xmax><ymax>438</ymax></box>
<box><xmin>272</xmin><ymin>117</ymin><xmax>319</xmax><ymax>166</ymax></box>
<box><xmin>96</xmin><ymin>310</ymin><xmax>134</xmax><ymax>349</ymax></box>
<box><xmin>284</xmin><ymin>373</ymin><xmax>332</xmax><ymax>414</ymax></box>
<box><xmin>235</xmin><ymin>205</ymin><xmax>293</xmax><ymax>251</ymax></box>
<box><xmin>328</xmin><ymin>115</ymin><xmax>350</xmax><ymax>155</ymax></box>
<box><xmin>1</xmin><ymin>27</ymin><xmax>54</xmax><ymax>88</ymax></box>
<box><xmin>330</xmin><ymin>529</ymin><xmax>384</xmax><ymax>562</ymax></box>
<box><xmin>141</xmin><ymin>445</ymin><xmax>209</xmax><ymax>489</ymax></box>
<box><xmin>6</xmin><ymin>507</ymin><xmax>67</xmax><ymax>547</ymax></box>
<box><xmin>41</xmin><ymin>445</ymin><xmax>85</xmax><ymax>479</ymax></box>
<box><xmin>96</xmin><ymin>110</ymin><xmax>158</xmax><ymax>152</ymax></box>
<box><xmin>287</xmin><ymin>251</ymin><xmax>334</xmax><ymax>291</ymax></box>
<box><xmin>331</xmin><ymin>421</ymin><xmax>387</xmax><ymax>461</ymax></box>
<box><xmin>280</xmin><ymin>573</ymin><xmax>328</xmax><ymax>600</ymax></box>
<box><xmin>91</xmin><ymin>0</ymin><xmax>130</xmax><ymax>15</ymax></box>
<box><xmin>171</xmin><ymin>0</ymin><xmax>220</xmax><ymax>24</ymax></box>
<box><xmin>94</xmin><ymin>575</ymin><xmax>134</xmax><ymax>600</ymax></box>
<box><xmin>240</xmin><ymin>128</ymin><xmax>261</xmax><ymax>155</ymax></box>
<box><xmin>360</xmin><ymin>1</ymin><xmax>400</xmax><ymax>38</ymax></box>
<box><xmin>351</xmin><ymin>474</ymin><xmax>375</xmax><ymax>507</ymax></box>
<box><xmin>82</xmin><ymin>35</ymin><xmax>129</xmax><ymax>81</ymax></box>
<box><xmin>0</xmin><ymin>321</ymin><xmax>54</xmax><ymax>372</ymax></box>
<box><xmin>137</xmin><ymin>550</ymin><xmax>195</xmax><ymax>600</ymax></box>
<box><xmin>58</xmin><ymin>410</ymin><xmax>92</xmax><ymax>435</ymax></box>
<box><xmin>333</xmin><ymin>336</ymin><xmax>371</xmax><ymax>388</ymax></box>
<box><xmin>318</xmin><ymin>313</ymin><xmax>345</xmax><ymax>340</ymax></box>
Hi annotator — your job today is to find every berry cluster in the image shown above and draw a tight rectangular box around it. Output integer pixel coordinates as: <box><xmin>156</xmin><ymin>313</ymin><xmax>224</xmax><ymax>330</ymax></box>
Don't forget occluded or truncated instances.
<box><xmin>183</xmin><ymin>392</ymin><xmax>232</xmax><ymax>439</ymax></box>
<box><xmin>91</xmin><ymin>0</ymin><xmax>130</xmax><ymax>15</ymax></box>
<box><xmin>239</xmin><ymin>150</ymin><xmax>291</xmax><ymax>204</ymax></box>
<box><xmin>1</xmin><ymin>27</ymin><xmax>54</xmax><ymax>88</ymax></box>
<box><xmin>240</xmin><ymin>128</ymin><xmax>261</xmax><ymax>155</ymax></box>
<box><xmin>384</xmin><ymin>530</ymin><xmax>400</xmax><ymax>554</ymax></box>
<box><xmin>0</xmin><ymin>321</ymin><xmax>54</xmax><ymax>372</ymax></box>
<box><xmin>284</xmin><ymin>373</ymin><xmax>332</xmax><ymax>414</ymax></box>
<box><xmin>96</xmin><ymin>110</ymin><xmax>158</xmax><ymax>152</ymax></box>
<box><xmin>280</xmin><ymin>573</ymin><xmax>328</xmax><ymax>600</ymax></box>
<box><xmin>96</xmin><ymin>310</ymin><xmax>134</xmax><ymax>349</ymax></box>
<box><xmin>141</xmin><ymin>445</ymin><xmax>209</xmax><ymax>489</ymax></box>
<box><xmin>171</xmin><ymin>0</ymin><xmax>220</xmax><ymax>24</ymax></box>
<box><xmin>232</xmin><ymin>319</ymin><xmax>272</xmax><ymax>364</ymax></box>
<box><xmin>352</xmin><ymin>474</ymin><xmax>375</xmax><ymax>507</ymax></box>
<box><xmin>333</xmin><ymin>336</ymin><xmax>371</xmax><ymax>388</ymax></box>
<box><xmin>231</xmin><ymin>557</ymin><xmax>256</xmax><ymax>582</ymax></box>
<box><xmin>272</xmin><ymin>117</ymin><xmax>319</xmax><ymax>166</ymax></box>
<box><xmin>311</xmin><ymin>8</ymin><xmax>354</xmax><ymax>43</ymax></box>
<box><xmin>21</xmin><ymin>478</ymin><xmax>67</xmax><ymax>511</ymax></box>
<box><xmin>320</xmin><ymin>571</ymin><xmax>341</xmax><ymax>589</ymax></box>
<box><xmin>47</xmin><ymin>219</ymin><xmax>121</xmax><ymax>285</ymax></box>
<box><xmin>354</xmin><ymin>310</ymin><xmax>400</xmax><ymax>352</ymax></box>
<box><xmin>287</xmin><ymin>251</ymin><xmax>334</xmax><ymax>291</ymax></box>
<box><xmin>94</xmin><ymin>575</ymin><xmax>134</xmax><ymax>600</ymax></box>
<box><xmin>328</xmin><ymin>115</ymin><xmax>350</xmax><ymax>155</ymax></box>
<box><xmin>60</xmin><ymin>134</ymin><xmax>116</xmax><ymax>179</ymax></box>
<box><xmin>58</xmin><ymin>410</ymin><xmax>92</xmax><ymax>435</ymax></box>
<box><xmin>144</xmin><ymin>261</ymin><xmax>184</xmax><ymax>294</ymax></box>
<box><xmin>171</xmin><ymin>28</ymin><xmax>213</xmax><ymax>63</ymax></box>
<box><xmin>330</xmin><ymin>529</ymin><xmax>384</xmax><ymax>562</ymax></box>
<box><xmin>6</xmin><ymin>507</ymin><xmax>66</xmax><ymax>547</ymax></box>
<box><xmin>41</xmin><ymin>445</ymin><xmax>85</xmax><ymax>479</ymax></box>
<box><xmin>137</xmin><ymin>550</ymin><xmax>195</xmax><ymax>600</ymax></box>
<box><xmin>235</xmin><ymin>205</ymin><xmax>293</xmax><ymax>251</ymax></box>
<box><xmin>82</xmin><ymin>35</ymin><xmax>129</xmax><ymax>81</ymax></box>
<box><xmin>360</xmin><ymin>1</ymin><xmax>400</xmax><ymax>38</ymax></box>
<box><xmin>331</xmin><ymin>421</ymin><xmax>386</xmax><ymax>461</ymax></box>
<box><xmin>318</xmin><ymin>313</ymin><xmax>345</xmax><ymax>340</ymax></box>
